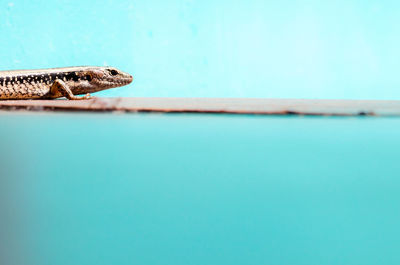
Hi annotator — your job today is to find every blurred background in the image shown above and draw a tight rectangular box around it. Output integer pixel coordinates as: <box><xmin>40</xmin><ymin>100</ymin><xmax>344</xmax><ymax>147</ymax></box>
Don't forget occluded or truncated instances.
<box><xmin>1</xmin><ymin>1</ymin><xmax>400</xmax><ymax>265</ymax></box>
<box><xmin>1</xmin><ymin>0</ymin><xmax>400</xmax><ymax>99</ymax></box>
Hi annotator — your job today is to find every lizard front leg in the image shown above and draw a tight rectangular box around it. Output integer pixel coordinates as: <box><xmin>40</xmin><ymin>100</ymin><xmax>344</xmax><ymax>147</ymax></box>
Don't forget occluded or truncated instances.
<box><xmin>50</xmin><ymin>79</ymin><xmax>91</xmax><ymax>100</ymax></box>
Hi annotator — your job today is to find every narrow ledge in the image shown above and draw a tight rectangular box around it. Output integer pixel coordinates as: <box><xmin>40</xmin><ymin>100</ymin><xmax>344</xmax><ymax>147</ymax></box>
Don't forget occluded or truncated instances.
<box><xmin>0</xmin><ymin>97</ymin><xmax>399</xmax><ymax>116</ymax></box>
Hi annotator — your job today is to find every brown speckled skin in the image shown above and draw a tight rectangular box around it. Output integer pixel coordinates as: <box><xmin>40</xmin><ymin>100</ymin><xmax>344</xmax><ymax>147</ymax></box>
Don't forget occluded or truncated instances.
<box><xmin>0</xmin><ymin>66</ymin><xmax>133</xmax><ymax>100</ymax></box>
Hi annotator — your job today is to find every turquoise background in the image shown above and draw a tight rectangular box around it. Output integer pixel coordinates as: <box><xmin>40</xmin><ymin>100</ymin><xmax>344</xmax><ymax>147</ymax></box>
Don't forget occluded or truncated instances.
<box><xmin>1</xmin><ymin>1</ymin><xmax>400</xmax><ymax>265</ymax></box>
<box><xmin>1</xmin><ymin>113</ymin><xmax>400</xmax><ymax>265</ymax></box>
<box><xmin>1</xmin><ymin>0</ymin><xmax>400</xmax><ymax>99</ymax></box>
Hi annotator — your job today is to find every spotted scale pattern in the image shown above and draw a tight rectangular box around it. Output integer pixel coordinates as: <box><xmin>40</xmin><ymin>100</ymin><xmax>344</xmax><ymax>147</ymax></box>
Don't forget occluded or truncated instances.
<box><xmin>0</xmin><ymin>72</ymin><xmax>89</xmax><ymax>99</ymax></box>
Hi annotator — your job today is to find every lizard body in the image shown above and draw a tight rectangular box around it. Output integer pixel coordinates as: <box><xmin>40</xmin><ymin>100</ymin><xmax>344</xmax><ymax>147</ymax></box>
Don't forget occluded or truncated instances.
<box><xmin>0</xmin><ymin>66</ymin><xmax>133</xmax><ymax>100</ymax></box>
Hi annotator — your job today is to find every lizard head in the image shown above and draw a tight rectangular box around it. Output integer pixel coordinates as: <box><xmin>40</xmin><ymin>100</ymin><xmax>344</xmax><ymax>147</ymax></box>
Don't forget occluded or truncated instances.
<box><xmin>75</xmin><ymin>66</ymin><xmax>133</xmax><ymax>93</ymax></box>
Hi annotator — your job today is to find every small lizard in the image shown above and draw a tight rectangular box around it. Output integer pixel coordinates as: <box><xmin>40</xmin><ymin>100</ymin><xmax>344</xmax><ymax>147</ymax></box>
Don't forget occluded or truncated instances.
<box><xmin>0</xmin><ymin>66</ymin><xmax>133</xmax><ymax>100</ymax></box>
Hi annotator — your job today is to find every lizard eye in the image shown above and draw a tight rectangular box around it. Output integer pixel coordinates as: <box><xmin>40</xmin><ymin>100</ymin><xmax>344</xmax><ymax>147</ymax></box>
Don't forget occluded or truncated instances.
<box><xmin>109</xmin><ymin>69</ymin><xmax>118</xmax><ymax>76</ymax></box>
<box><xmin>86</xmin><ymin>74</ymin><xmax>92</xmax><ymax>81</ymax></box>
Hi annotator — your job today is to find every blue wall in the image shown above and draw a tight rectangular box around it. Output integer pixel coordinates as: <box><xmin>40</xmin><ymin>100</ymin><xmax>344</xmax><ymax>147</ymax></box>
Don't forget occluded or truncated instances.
<box><xmin>2</xmin><ymin>113</ymin><xmax>400</xmax><ymax>265</ymax></box>
<box><xmin>1</xmin><ymin>0</ymin><xmax>399</xmax><ymax>99</ymax></box>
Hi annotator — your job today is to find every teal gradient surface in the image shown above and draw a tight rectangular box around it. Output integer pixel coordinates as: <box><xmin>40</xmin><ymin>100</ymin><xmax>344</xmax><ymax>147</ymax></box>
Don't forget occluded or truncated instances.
<box><xmin>1</xmin><ymin>113</ymin><xmax>400</xmax><ymax>264</ymax></box>
<box><xmin>1</xmin><ymin>1</ymin><xmax>400</xmax><ymax>99</ymax></box>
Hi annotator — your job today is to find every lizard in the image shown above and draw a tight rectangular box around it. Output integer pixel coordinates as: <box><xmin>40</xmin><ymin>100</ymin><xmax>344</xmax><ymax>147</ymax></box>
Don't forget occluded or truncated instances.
<box><xmin>0</xmin><ymin>66</ymin><xmax>133</xmax><ymax>100</ymax></box>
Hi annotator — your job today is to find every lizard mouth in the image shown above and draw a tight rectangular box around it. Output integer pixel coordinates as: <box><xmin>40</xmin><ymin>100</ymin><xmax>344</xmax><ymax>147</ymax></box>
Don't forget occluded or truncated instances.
<box><xmin>100</xmin><ymin>75</ymin><xmax>133</xmax><ymax>87</ymax></box>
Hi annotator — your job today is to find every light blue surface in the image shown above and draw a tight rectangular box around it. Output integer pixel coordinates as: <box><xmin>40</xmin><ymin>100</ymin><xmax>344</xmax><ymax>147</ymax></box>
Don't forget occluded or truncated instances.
<box><xmin>1</xmin><ymin>1</ymin><xmax>400</xmax><ymax>99</ymax></box>
<box><xmin>1</xmin><ymin>113</ymin><xmax>400</xmax><ymax>265</ymax></box>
